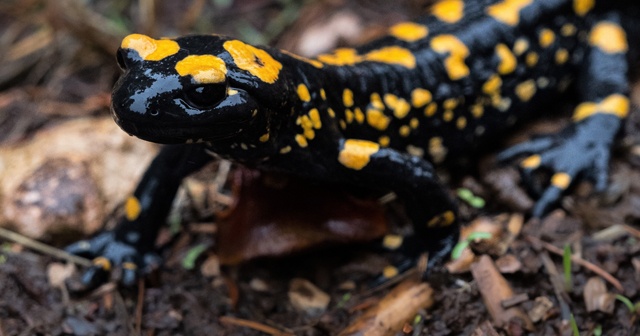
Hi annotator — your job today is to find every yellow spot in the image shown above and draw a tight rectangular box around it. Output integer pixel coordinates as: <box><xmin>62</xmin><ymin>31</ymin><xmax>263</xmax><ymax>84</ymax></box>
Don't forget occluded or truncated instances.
<box><xmin>521</xmin><ymin>155</ymin><xmax>541</xmax><ymax>169</ymax></box>
<box><xmin>431</xmin><ymin>35</ymin><xmax>470</xmax><ymax>80</ymax></box>
<box><xmin>429</xmin><ymin>137</ymin><xmax>448</xmax><ymax>163</ymax></box>
<box><xmin>482</xmin><ymin>75</ymin><xmax>502</xmax><ymax>95</ymax></box>
<box><xmin>443</xmin><ymin>110</ymin><xmax>454</xmax><ymax>122</ymax></box>
<box><xmin>297</xmin><ymin>84</ymin><xmax>311</xmax><ymax>102</ymax></box>
<box><xmin>316</xmin><ymin>48</ymin><xmax>360</xmax><ymax>66</ymax></box>
<box><xmin>432</xmin><ymin>0</ymin><xmax>465</xmax><ymax>23</ymax></box>
<box><xmin>122</xmin><ymin>262</ymin><xmax>137</xmax><ymax>270</ymax></box>
<box><xmin>223</xmin><ymin>40</ymin><xmax>283</xmax><ymax>83</ymax></box>
<box><xmin>515</xmin><ymin>79</ymin><xmax>536</xmax><ymax>102</ymax></box>
<box><xmin>574</xmin><ymin>0</ymin><xmax>595</xmax><ymax>16</ymax></box>
<box><xmin>364</xmin><ymin>46</ymin><xmax>416</xmax><ymax>68</ymax></box>
<box><xmin>495</xmin><ymin>44</ymin><xmax>517</xmax><ymax>74</ymax></box>
<box><xmin>425</xmin><ymin>102</ymin><xmax>438</xmax><ymax>117</ymax></box>
<box><xmin>228</xmin><ymin>89</ymin><xmax>238</xmax><ymax>95</ymax></box>
<box><xmin>486</xmin><ymin>0</ymin><xmax>533</xmax><ymax>26</ymax></box>
<box><xmin>340</xmin><ymin>120</ymin><xmax>347</xmax><ymax>129</ymax></box>
<box><xmin>456</xmin><ymin>116</ymin><xmax>467</xmax><ymax>129</ymax></box>
<box><xmin>280</xmin><ymin>146</ymin><xmax>292</xmax><ymax>154</ymax></box>
<box><xmin>525</xmin><ymin>52</ymin><xmax>539</xmax><ymax>67</ymax></box>
<box><xmin>471</xmin><ymin>104</ymin><xmax>484</xmax><ymax>118</ymax></box>
<box><xmin>175</xmin><ymin>55</ymin><xmax>227</xmax><ymax>84</ymax></box>
<box><xmin>513</xmin><ymin>38</ymin><xmax>529</xmax><ymax>56</ymax></box>
<box><xmin>589</xmin><ymin>22</ymin><xmax>628</xmax><ymax>54</ymax></box>
<box><xmin>93</xmin><ymin>257</ymin><xmax>112</xmax><ymax>272</ymax></box>
<box><xmin>354</xmin><ymin>107</ymin><xmax>365</xmax><ymax>123</ymax></box>
<box><xmin>121</xmin><ymin>34</ymin><xmax>180</xmax><ymax>61</ymax></box>
<box><xmin>384</xmin><ymin>94</ymin><xmax>411</xmax><ymax>119</ymax></box>
<box><xmin>389</xmin><ymin>22</ymin><xmax>429</xmax><ymax>42</ymax></box>
<box><xmin>295</xmin><ymin>134</ymin><xmax>308</xmax><ymax>147</ymax></box>
<box><xmin>259</xmin><ymin>133</ymin><xmax>270</xmax><ymax>142</ymax></box>
<box><xmin>345</xmin><ymin>109</ymin><xmax>354</xmax><ymax>123</ymax></box>
<box><xmin>539</xmin><ymin>29</ymin><xmax>556</xmax><ymax>48</ymax></box>
<box><xmin>399</xmin><ymin>125</ymin><xmax>411</xmax><ymax>137</ymax></box>
<box><xmin>427</xmin><ymin>210</ymin><xmax>456</xmax><ymax>227</ymax></box>
<box><xmin>379</xmin><ymin>136</ymin><xmax>390</xmax><ymax>147</ymax></box>
<box><xmin>443</xmin><ymin>98</ymin><xmax>458</xmax><ymax>110</ymax></box>
<box><xmin>125</xmin><ymin>196</ymin><xmax>141</xmax><ymax>221</ymax></box>
<box><xmin>551</xmin><ymin>172</ymin><xmax>572</xmax><ymax>189</ymax></box>
<box><xmin>309</xmin><ymin>108</ymin><xmax>322</xmax><ymax>128</ymax></box>
<box><xmin>411</xmin><ymin>88</ymin><xmax>432</xmax><ymax>108</ymax></box>
<box><xmin>572</xmin><ymin>94</ymin><xmax>629</xmax><ymax>121</ymax></box>
<box><xmin>280</xmin><ymin>50</ymin><xmax>324</xmax><ymax>68</ymax></box>
<box><xmin>555</xmin><ymin>49</ymin><xmax>569</xmax><ymax>64</ymax></box>
<box><xmin>338</xmin><ymin>139</ymin><xmax>380</xmax><ymax>170</ymax></box>
<box><xmin>328</xmin><ymin>108</ymin><xmax>336</xmax><ymax>118</ymax></box>
<box><xmin>343</xmin><ymin>88</ymin><xmax>354</xmax><ymax>107</ymax></box>
<box><xmin>370</xmin><ymin>93</ymin><xmax>384</xmax><ymax>109</ymax></box>
<box><xmin>320</xmin><ymin>89</ymin><xmax>327</xmax><ymax>100</ymax></box>
<box><xmin>382</xmin><ymin>234</ymin><xmax>404</xmax><ymax>250</ymax></box>
<box><xmin>382</xmin><ymin>266</ymin><xmax>399</xmax><ymax>279</ymax></box>
<box><xmin>304</xmin><ymin>128</ymin><xmax>315</xmax><ymax>140</ymax></box>
<box><xmin>410</xmin><ymin>118</ymin><xmax>419</xmax><ymax>129</ymax></box>
<box><xmin>561</xmin><ymin>24</ymin><xmax>577</xmax><ymax>36</ymax></box>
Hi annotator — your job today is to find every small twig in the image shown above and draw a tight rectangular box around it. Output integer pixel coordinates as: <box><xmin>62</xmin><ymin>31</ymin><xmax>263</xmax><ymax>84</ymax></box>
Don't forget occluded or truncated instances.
<box><xmin>136</xmin><ymin>278</ymin><xmax>145</xmax><ymax>336</ymax></box>
<box><xmin>539</xmin><ymin>251</ymin><xmax>572</xmax><ymax>321</ymax></box>
<box><xmin>0</xmin><ymin>227</ymin><xmax>91</xmax><ymax>267</ymax></box>
<box><xmin>219</xmin><ymin>316</ymin><xmax>294</xmax><ymax>336</ymax></box>
<box><xmin>525</xmin><ymin>235</ymin><xmax>623</xmax><ymax>292</ymax></box>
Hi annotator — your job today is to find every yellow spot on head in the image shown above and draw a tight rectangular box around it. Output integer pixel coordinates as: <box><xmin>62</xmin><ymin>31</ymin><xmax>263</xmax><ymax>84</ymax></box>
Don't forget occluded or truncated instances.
<box><xmin>539</xmin><ymin>29</ymin><xmax>556</xmax><ymax>48</ymax></box>
<box><xmin>175</xmin><ymin>55</ymin><xmax>227</xmax><ymax>84</ymax></box>
<box><xmin>223</xmin><ymin>40</ymin><xmax>283</xmax><ymax>83</ymax></box>
<box><xmin>482</xmin><ymin>75</ymin><xmax>502</xmax><ymax>95</ymax></box>
<box><xmin>338</xmin><ymin>139</ymin><xmax>380</xmax><ymax>170</ymax></box>
<box><xmin>297</xmin><ymin>84</ymin><xmax>311</xmax><ymax>102</ymax></box>
<box><xmin>379</xmin><ymin>136</ymin><xmax>390</xmax><ymax>147</ymax></box>
<box><xmin>551</xmin><ymin>172</ymin><xmax>572</xmax><ymax>189</ymax></box>
<box><xmin>343</xmin><ymin>88</ymin><xmax>354</xmax><ymax>107</ymax></box>
<box><xmin>125</xmin><ymin>196</ymin><xmax>141</xmax><ymax>221</ymax></box>
<box><xmin>389</xmin><ymin>22</ymin><xmax>428</xmax><ymax>42</ymax></box>
<box><xmin>399</xmin><ymin>125</ymin><xmax>411</xmax><ymax>137</ymax></box>
<box><xmin>366</xmin><ymin>109</ymin><xmax>390</xmax><ymax>130</ymax></box>
<box><xmin>431</xmin><ymin>0</ymin><xmax>465</xmax><ymax>23</ymax></box>
<box><xmin>430</xmin><ymin>35</ymin><xmax>470</xmax><ymax>80</ymax></box>
<box><xmin>589</xmin><ymin>22</ymin><xmax>628</xmax><ymax>54</ymax></box>
<box><xmin>121</xmin><ymin>34</ymin><xmax>180</xmax><ymax>61</ymax></box>
<box><xmin>411</xmin><ymin>88</ymin><xmax>432</xmax><ymax>108</ymax></box>
<box><xmin>495</xmin><ymin>44</ymin><xmax>517</xmax><ymax>74</ymax></box>
<box><xmin>513</xmin><ymin>38</ymin><xmax>529</xmax><ymax>56</ymax></box>
<box><xmin>295</xmin><ymin>134</ymin><xmax>308</xmax><ymax>147</ymax></box>
<box><xmin>364</xmin><ymin>46</ymin><xmax>416</xmax><ymax>68</ymax></box>
<box><xmin>574</xmin><ymin>0</ymin><xmax>595</xmax><ymax>16</ymax></box>
<box><xmin>521</xmin><ymin>154</ymin><xmax>541</xmax><ymax>169</ymax></box>
<box><xmin>515</xmin><ymin>79</ymin><xmax>536</xmax><ymax>102</ymax></box>
<box><xmin>382</xmin><ymin>234</ymin><xmax>404</xmax><ymax>250</ymax></box>
<box><xmin>486</xmin><ymin>0</ymin><xmax>533</xmax><ymax>26</ymax></box>
<box><xmin>384</xmin><ymin>94</ymin><xmax>411</xmax><ymax>119</ymax></box>
<box><xmin>93</xmin><ymin>257</ymin><xmax>112</xmax><ymax>272</ymax></box>
<box><xmin>555</xmin><ymin>49</ymin><xmax>569</xmax><ymax>64</ymax></box>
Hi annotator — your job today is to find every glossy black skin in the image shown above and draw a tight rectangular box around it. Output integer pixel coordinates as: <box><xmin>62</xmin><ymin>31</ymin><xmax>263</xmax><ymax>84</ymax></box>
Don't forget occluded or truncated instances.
<box><xmin>67</xmin><ymin>0</ymin><xmax>637</xmax><ymax>287</ymax></box>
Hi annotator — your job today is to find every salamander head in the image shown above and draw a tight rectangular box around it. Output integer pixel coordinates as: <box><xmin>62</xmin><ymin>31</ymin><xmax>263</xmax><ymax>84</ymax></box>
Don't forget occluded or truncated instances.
<box><xmin>112</xmin><ymin>34</ymin><xmax>287</xmax><ymax>145</ymax></box>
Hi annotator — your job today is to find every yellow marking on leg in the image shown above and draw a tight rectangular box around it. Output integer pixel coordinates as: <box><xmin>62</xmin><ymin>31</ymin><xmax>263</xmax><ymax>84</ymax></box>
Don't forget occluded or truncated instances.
<box><xmin>295</xmin><ymin>134</ymin><xmax>308</xmax><ymax>147</ymax></box>
<box><xmin>175</xmin><ymin>55</ymin><xmax>227</xmax><ymax>84</ymax></box>
<box><xmin>431</xmin><ymin>0</ymin><xmax>464</xmax><ymax>23</ymax></box>
<box><xmin>430</xmin><ymin>35</ymin><xmax>470</xmax><ymax>80</ymax></box>
<box><xmin>364</xmin><ymin>46</ymin><xmax>416</xmax><ymax>68</ymax></box>
<box><xmin>389</xmin><ymin>22</ymin><xmax>429</xmax><ymax>42</ymax></box>
<box><xmin>513</xmin><ymin>38</ymin><xmax>529</xmax><ymax>56</ymax></box>
<box><xmin>223</xmin><ymin>40</ymin><xmax>283</xmax><ymax>83</ymax></box>
<box><xmin>521</xmin><ymin>155</ymin><xmax>541</xmax><ymax>169</ymax></box>
<box><xmin>555</xmin><ymin>49</ymin><xmax>569</xmax><ymax>64</ymax></box>
<box><xmin>382</xmin><ymin>265</ymin><xmax>399</xmax><ymax>279</ymax></box>
<box><xmin>539</xmin><ymin>29</ymin><xmax>555</xmax><ymax>48</ymax></box>
<box><xmin>486</xmin><ymin>0</ymin><xmax>533</xmax><ymax>26</ymax></box>
<box><xmin>495</xmin><ymin>44</ymin><xmax>516</xmax><ymax>74</ymax></box>
<box><xmin>338</xmin><ymin>139</ymin><xmax>380</xmax><ymax>170</ymax></box>
<box><xmin>572</xmin><ymin>94</ymin><xmax>629</xmax><ymax>121</ymax></box>
<box><xmin>411</xmin><ymin>88</ymin><xmax>432</xmax><ymax>108</ymax></box>
<box><xmin>515</xmin><ymin>79</ymin><xmax>536</xmax><ymax>102</ymax></box>
<box><xmin>399</xmin><ymin>125</ymin><xmax>411</xmax><ymax>137</ymax></box>
<box><xmin>93</xmin><ymin>257</ymin><xmax>112</xmax><ymax>272</ymax></box>
<box><xmin>125</xmin><ymin>196</ymin><xmax>141</xmax><ymax>221</ymax></box>
<box><xmin>551</xmin><ymin>172</ymin><xmax>571</xmax><ymax>189</ymax></box>
<box><xmin>297</xmin><ymin>84</ymin><xmax>311</xmax><ymax>102</ymax></box>
<box><xmin>574</xmin><ymin>0</ymin><xmax>594</xmax><ymax>16</ymax></box>
<box><xmin>122</xmin><ymin>262</ymin><xmax>138</xmax><ymax>271</ymax></box>
<box><xmin>382</xmin><ymin>234</ymin><xmax>404</xmax><ymax>250</ymax></box>
<box><xmin>121</xmin><ymin>34</ymin><xmax>180</xmax><ymax>61</ymax></box>
<box><xmin>589</xmin><ymin>22</ymin><xmax>628</xmax><ymax>54</ymax></box>
<box><xmin>378</xmin><ymin>136</ymin><xmax>390</xmax><ymax>147</ymax></box>
<box><xmin>427</xmin><ymin>210</ymin><xmax>456</xmax><ymax>228</ymax></box>
<box><xmin>366</xmin><ymin>109</ymin><xmax>390</xmax><ymax>130</ymax></box>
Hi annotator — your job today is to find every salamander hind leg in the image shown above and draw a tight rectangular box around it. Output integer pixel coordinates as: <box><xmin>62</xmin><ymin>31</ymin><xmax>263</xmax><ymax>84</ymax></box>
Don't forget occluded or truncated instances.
<box><xmin>498</xmin><ymin>12</ymin><xmax>629</xmax><ymax>217</ymax></box>
<box><xmin>336</xmin><ymin>139</ymin><xmax>459</xmax><ymax>280</ymax></box>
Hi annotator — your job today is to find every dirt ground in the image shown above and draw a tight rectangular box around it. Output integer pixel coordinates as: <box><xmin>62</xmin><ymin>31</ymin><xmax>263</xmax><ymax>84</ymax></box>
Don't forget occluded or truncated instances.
<box><xmin>0</xmin><ymin>0</ymin><xmax>639</xmax><ymax>335</ymax></box>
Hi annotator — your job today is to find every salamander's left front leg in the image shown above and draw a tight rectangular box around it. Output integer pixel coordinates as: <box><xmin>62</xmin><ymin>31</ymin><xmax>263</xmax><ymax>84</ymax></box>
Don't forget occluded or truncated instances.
<box><xmin>336</xmin><ymin>139</ymin><xmax>459</xmax><ymax>278</ymax></box>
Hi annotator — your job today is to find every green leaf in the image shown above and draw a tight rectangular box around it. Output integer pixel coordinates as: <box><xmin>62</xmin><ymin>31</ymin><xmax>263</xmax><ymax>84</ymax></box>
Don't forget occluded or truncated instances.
<box><xmin>615</xmin><ymin>294</ymin><xmax>636</xmax><ymax>313</ymax></box>
<box><xmin>563</xmin><ymin>244</ymin><xmax>572</xmax><ymax>291</ymax></box>
<box><xmin>182</xmin><ymin>244</ymin><xmax>208</xmax><ymax>270</ymax></box>
<box><xmin>570</xmin><ymin>314</ymin><xmax>579</xmax><ymax>336</ymax></box>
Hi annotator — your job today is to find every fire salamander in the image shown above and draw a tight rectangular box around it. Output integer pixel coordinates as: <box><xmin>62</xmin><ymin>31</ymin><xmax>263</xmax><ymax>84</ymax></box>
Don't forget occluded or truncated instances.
<box><xmin>68</xmin><ymin>0</ymin><xmax>638</xmax><ymax>286</ymax></box>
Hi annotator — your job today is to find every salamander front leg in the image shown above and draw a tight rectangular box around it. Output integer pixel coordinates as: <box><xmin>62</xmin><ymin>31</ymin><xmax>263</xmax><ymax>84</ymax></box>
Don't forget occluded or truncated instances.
<box><xmin>335</xmin><ymin>139</ymin><xmax>459</xmax><ymax>279</ymax></box>
<box><xmin>66</xmin><ymin>144</ymin><xmax>213</xmax><ymax>288</ymax></box>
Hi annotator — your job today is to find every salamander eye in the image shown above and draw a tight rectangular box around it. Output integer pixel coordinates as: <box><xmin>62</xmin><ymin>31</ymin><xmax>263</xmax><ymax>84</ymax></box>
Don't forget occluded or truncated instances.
<box><xmin>116</xmin><ymin>49</ymin><xmax>127</xmax><ymax>71</ymax></box>
<box><xmin>183</xmin><ymin>84</ymin><xmax>227</xmax><ymax>109</ymax></box>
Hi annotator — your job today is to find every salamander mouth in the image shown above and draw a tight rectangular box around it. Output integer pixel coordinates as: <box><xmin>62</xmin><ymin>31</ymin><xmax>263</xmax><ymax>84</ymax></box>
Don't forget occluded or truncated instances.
<box><xmin>115</xmin><ymin>117</ymin><xmax>244</xmax><ymax>144</ymax></box>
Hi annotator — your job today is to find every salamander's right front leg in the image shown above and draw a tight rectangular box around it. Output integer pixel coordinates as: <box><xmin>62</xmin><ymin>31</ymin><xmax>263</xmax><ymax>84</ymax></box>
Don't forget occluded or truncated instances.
<box><xmin>66</xmin><ymin>144</ymin><xmax>213</xmax><ymax>288</ymax></box>
<box><xmin>335</xmin><ymin>139</ymin><xmax>459</xmax><ymax>279</ymax></box>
